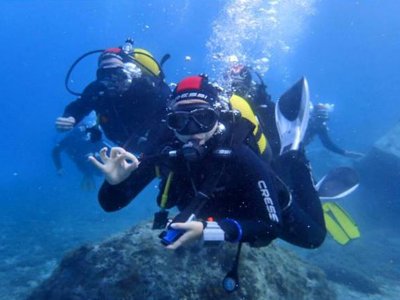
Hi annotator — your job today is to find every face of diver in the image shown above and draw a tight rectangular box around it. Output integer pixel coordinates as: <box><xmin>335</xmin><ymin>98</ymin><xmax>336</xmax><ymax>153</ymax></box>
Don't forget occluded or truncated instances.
<box><xmin>97</xmin><ymin>67</ymin><xmax>127</xmax><ymax>93</ymax></box>
<box><xmin>97</xmin><ymin>62</ymin><xmax>141</xmax><ymax>95</ymax></box>
<box><xmin>312</xmin><ymin>109</ymin><xmax>329</xmax><ymax>123</ymax></box>
<box><xmin>175</xmin><ymin>124</ymin><xmax>218</xmax><ymax>145</ymax></box>
<box><xmin>167</xmin><ymin>100</ymin><xmax>219</xmax><ymax>145</ymax></box>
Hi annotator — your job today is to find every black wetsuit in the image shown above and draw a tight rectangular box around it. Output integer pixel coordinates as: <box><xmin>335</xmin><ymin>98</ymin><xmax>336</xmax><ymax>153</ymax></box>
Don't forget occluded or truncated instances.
<box><xmin>62</xmin><ymin>74</ymin><xmax>171</xmax><ymax>152</ymax></box>
<box><xmin>303</xmin><ymin>116</ymin><xmax>348</xmax><ymax>156</ymax></box>
<box><xmin>99</xmin><ymin>125</ymin><xmax>326</xmax><ymax>249</ymax></box>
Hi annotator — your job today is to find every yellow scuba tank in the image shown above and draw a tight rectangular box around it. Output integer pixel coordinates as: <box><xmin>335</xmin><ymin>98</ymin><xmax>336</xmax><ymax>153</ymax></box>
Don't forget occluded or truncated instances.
<box><xmin>229</xmin><ymin>94</ymin><xmax>268</xmax><ymax>155</ymax></box>
<box><xmin>132</xmin><ymin>48</ymin><xmax>162</xmax><ymax>77</ymax></box>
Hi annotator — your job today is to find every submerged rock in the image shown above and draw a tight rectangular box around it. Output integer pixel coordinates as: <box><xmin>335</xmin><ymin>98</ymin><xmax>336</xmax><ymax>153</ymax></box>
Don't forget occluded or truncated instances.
<box><xmin>356</xmin><ymin>121</ymin><xmax>400</xmax><ymax>219</ymax></box>
<box><xmin>28</xmin><ymin>222</ymin><xmax>335</xmax><ymax>300</ymax></box>
<box><xmin>358</xmin><ymin>121</ymin><xmax>400</xmax><ymax>187</ymax></box>
<box><xmin>374</xmin><ymin>121</ymin><xmax>400</xmax><ymax>158</ymax></box>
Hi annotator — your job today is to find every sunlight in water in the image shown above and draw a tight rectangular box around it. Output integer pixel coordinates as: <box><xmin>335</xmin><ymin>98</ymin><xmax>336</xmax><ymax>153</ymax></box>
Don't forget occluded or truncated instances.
<box><xmin>207</xmin><ymin>0</ymin><xmax>316</xmax><ymax>83</ymax></box>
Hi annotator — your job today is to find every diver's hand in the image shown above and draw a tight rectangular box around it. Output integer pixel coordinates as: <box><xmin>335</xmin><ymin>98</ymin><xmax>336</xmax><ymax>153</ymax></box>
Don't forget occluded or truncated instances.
<box><xmin>345</xmin><ymin>151</ymin><xmax>365</xmax><ymax>159</ymax></box>
<box><xmin>56</xmin><ymin>116</ymin><xmax>76</xmax><ymax>131</ymax></box>
<box><xmin>88</xmin><ymin>147</ymin><xmax>139</xmax><ymax>185</ymax></box>
<box><xmin>165</xmin><ymin>221</ymin><xmax>204</xmax><ymax>250</ymax></box>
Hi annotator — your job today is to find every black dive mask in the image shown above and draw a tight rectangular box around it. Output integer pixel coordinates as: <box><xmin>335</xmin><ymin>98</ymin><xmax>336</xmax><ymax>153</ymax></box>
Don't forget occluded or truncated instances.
<box><xmin>166</xmin><ymin>106</ymin><xmax>218</xmax><ymax>135</ymax></box>
<box><xmin>97</xmin><ymin>67</ymin><xmax>133</xmax><ymax>96</ymax></box>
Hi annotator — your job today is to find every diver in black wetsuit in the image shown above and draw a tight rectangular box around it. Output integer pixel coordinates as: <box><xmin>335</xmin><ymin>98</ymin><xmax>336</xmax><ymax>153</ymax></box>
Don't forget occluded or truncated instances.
<box><xmin>52</xmin><ymin>114</ymin><xmax>104</xmax><ymax>190</ymax></box>
<box><xmin>55</xmin><ymin>41</ymin><xmax>171</xmax><ymax>153</ymax></box>
<box><xmin>90</xmin><ymin>75</ymin><xmax>326</xmax><ymax>251</ymax></box>
<box><xmin>304</xmin><ymin>103</ymin><xmax>364</xmax><ymax>159</ymax></box>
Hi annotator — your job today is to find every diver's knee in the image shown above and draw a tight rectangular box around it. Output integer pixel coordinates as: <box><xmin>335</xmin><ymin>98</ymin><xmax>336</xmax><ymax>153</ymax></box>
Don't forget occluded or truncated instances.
<box><xmin>308</xmin><ymin>228</ymin><xmax>327</xmax><ymax>249</ymax></box>
<box><xmin>99</xmin><ymin>200</ymin><xmax>120</xmax><ymax>212</ymax></box>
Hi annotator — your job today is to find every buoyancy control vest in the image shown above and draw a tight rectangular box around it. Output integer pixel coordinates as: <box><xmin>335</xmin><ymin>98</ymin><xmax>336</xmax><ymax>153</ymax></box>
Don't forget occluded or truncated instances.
<box><xmin>228</xmin><ymin>93</ymin><xmax>273</xmax><ymax>162</ymax></box>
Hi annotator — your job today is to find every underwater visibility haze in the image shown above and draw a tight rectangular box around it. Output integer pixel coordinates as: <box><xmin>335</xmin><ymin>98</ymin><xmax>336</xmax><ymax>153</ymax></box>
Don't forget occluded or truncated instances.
<box><xmin>0</xmin><ymin>0</ymin><xmax>399</xmax><ymax>299</ymax></box>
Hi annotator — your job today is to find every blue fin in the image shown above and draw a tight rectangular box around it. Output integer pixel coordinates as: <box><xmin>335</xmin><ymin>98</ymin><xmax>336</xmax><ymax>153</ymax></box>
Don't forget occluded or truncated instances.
<box><xmin>317</xmin><ymin>167</ymin><xmax>360</xmax><ymax>200</ymax></box>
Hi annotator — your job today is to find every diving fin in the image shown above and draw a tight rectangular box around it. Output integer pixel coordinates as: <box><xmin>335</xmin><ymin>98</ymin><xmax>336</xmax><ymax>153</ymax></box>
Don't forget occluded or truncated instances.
<box><xmin>323</xmin><ymin>206</ymin><xmax>350</xmax><ymax>245</ymax></box>
<box><xmin>317</xmin><ymin>167</ymin><xmax>360</xmax><ymax>200</ymax></box>
<box><xmin>275</xmin><ymin>77</ymin><xmax>311</xmax><ymax>154</ymax></box>
<box><xmin>323</xmin><ymin>202</ymin><xmax>361</xmax><ymax>245</ymax></box>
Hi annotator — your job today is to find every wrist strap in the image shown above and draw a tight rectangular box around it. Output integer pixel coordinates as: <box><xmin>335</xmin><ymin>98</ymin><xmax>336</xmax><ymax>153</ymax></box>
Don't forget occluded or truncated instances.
<box><xmin>203</xmin><ymin>221</ymin><xmax>225</xmax><ymax>245</ymax></box>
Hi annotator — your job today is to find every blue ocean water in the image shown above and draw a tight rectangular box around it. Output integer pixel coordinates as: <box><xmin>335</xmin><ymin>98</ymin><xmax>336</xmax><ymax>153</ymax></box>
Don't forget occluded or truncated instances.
<box><xmin>0</xmin><ymin>1</ymin><xmax>399</xmax><ymax>299</ymax></box>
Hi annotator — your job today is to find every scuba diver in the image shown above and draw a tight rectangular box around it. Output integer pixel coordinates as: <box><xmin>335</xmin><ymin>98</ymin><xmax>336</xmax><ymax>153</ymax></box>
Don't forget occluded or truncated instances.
<box><xmin>55</xmin><ymin>38</ymin><xmax>171</xmax><ymax>153</ymax></box>
<box><xmin>225</xmin><ymin>63</ymin><xmax>281</xmax><ymax>158</ymax></box>
<box><xmin>52</xmin><ymin>113</ymin><xmax>105</xmax><ymax>191</ymax></box>
<box><xmin>303</xmin><ymin>103</ymin><xmax>364</xmax><ymax>159</ymax></box>
<box><xmin>225</xmin><ymin>65</ymin><xmax>364</xmax><ymax>160</ymax></box>
<box><xmin>89</xmin><ymin>75</ymin><xmax>326</xmax><ymax>291</ymax></box>
<box><xmin>226</xmin><ymin>65</ymin><xmax>362</xmax><ymax>246</ymax></box>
